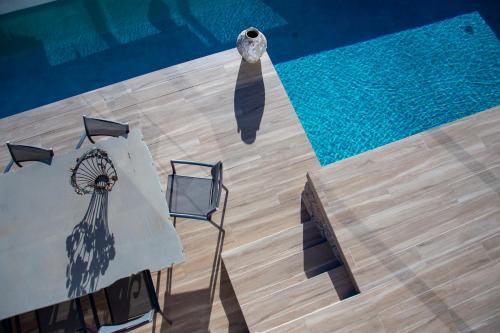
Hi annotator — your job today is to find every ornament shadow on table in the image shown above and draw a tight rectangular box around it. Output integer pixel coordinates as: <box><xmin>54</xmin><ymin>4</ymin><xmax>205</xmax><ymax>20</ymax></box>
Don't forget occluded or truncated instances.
<box><xmin>236</xmin><ymin>27</ymin><xmax>267</xmax><ymax>63</ymax></box>
<box><xmin>234</xmin><ymin>59</ymin><xmax>265</xmax><ymax>144</ymax></box>
<box><xmin>66</xmin><ymin>149</ymin><xmax>117</xmax><ymax>298</ymax></box>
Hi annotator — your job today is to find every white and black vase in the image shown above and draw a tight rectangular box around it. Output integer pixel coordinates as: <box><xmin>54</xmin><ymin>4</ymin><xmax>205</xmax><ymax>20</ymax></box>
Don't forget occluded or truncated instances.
<box><xmin>236</xmin><ymin>27</ymin><xmax>267</xmax><ymax>63</ymax></box>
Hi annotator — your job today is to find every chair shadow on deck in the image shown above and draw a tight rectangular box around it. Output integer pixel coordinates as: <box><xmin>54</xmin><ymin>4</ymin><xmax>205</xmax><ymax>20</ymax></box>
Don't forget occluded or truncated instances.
<box><xmin>219</xmin><ymin>262</ymin><xmax>249</xmax><ymax>333</ymax></box>
<box><xmin>156</xmin><ymin>186</ymin><xmax>248</xmax><ymax>332</ymax></box>
<box><xmin>65</xmin><ymin>189</ymin><xmax>116</xmax><ymax>298</ymax></box>
<box><xmin>157</xmin><ymin>230</ymin><xmax>227</xmax><ymax>333</ymax></box>
<box><xmin>234</xmin><ymin>59</ymin><xmax>265</xmax><ymax>144</ymax></box>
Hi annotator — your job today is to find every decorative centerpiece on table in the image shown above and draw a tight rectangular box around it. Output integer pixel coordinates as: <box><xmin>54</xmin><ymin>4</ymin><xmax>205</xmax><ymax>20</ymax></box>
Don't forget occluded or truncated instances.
<box><xmin>70</xmin><ymin>148</ymin><xmax>117</xmax><ymax>195</ymax></box>
<box><xmin>66</xmin><ymin>148</ymin><xmax>117</xmax><ymax>297</ymax></box>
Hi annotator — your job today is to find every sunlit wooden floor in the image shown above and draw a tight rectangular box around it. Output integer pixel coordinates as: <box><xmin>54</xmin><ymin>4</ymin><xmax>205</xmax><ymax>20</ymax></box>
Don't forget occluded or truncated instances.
<box><xmin>272</xmin><ymin>106</ymin><xmax>500</xmax><ymax>332</ymax></box>
<box><xmin>0</xmin><ymin>48</ymin><xmax>320</xmax><ymax>332</ymax></box>
<box><xmin>3</xmin><ymin>47</ymin><xmax>498</xmax><ymax>333</ymax></box>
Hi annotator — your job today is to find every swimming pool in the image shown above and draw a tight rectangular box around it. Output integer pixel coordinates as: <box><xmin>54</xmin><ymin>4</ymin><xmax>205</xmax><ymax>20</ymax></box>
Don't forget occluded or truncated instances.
<box><xmin>276</xmin><ymin>12</ymin><xmax>500</xmax><ymax>165</ymax></box>
<box><xmin>1</xmin><ymin>0</ymin><xmax>499</xmax><ymax>165</ymax></box>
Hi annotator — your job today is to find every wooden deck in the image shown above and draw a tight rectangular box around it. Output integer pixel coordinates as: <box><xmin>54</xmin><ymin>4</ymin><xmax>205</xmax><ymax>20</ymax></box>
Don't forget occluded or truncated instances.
<box><xmin>2</xmin><ymin>45</ymin><xmax>499</xmax><ymax>333</ymax></box>
<box><xmin>272</xmin><ymin>106</ymin><xmax>500</xmax><ymax>332</ymax></box>
<box><xmin>0</xmin><ymin>48</ymin><xmax>319</xmax><ymax>332</ymax></box>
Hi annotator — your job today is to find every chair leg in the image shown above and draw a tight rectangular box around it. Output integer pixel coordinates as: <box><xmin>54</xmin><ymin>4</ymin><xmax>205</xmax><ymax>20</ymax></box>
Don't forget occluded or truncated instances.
<box><xmin>14</xmin><ymin>316</ymin><xmax>21</xmax><ymax>333</ymax></box>
<box><xmin>75</xmin><ymin>299</ymin><xmax>87</xmax><ymax>333</ymax></box>
<box><xmin>1</xmin><ymin>318</ymin><xmax>12</xmax><ymax>333</ymax></box>
<box><xmin>207</xmin><ymin>218</ymin><xmax>223</xmax><ymax>231</ymax></box>
<box><xmin>157</xmin><ymin>311</ymin><xmax>172</xmax><ymax>326</ymax></box>
<box><xmin>3</xmin><ymin>160</ymin><xmax>14</xmax><ymax>174</ymax></box>
<box><xmin>35</xmin><ymin>309</ymin><xmax>42</xmax><ymax>333</ymax></box>
<box><xmin>75</xmin><ymin>132</ymin><xmax>87</xmax><ymax>149</ymax></box>
<box><xmin>88</xmin><ymin>294</ymin><xmax>101</xmax><ymax>329</ymax></box>
<box><xmin>143</xmin><ymin>271</ymin><xmax>173</xmax><ymax>325</ymax></box>
<box><xmin>103</xmin><ymin>289</ymin><xmax>115</xmax><ymax>325</ymax></box>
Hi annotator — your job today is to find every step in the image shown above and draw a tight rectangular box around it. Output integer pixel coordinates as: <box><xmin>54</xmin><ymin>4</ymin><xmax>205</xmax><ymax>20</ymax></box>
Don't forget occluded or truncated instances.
<box><xmin>222</xmin><ymin>222</ymin><xmax>324</xmax><ymax>277</ymax></box>
<box><xmin>230</xmin><ymin>241</ymin><xmax>341</xmax><ymax>306</ymax></box>
<box><xmin>246</xmin><ymin>265</ymin><xmax>357</xmax><ymax>332</ymax></box>
<box><xmin>222</xmin><ymin>222</ymin><xmax>359</xmax><ymax>332</ymax></box>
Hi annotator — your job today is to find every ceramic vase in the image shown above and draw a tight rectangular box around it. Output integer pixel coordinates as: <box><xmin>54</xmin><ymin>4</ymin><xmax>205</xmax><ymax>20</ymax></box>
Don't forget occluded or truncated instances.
<box><xmin>236</xmin><ymin>27</ymin><xmax>267</xmax><ymax>63</ymax></box>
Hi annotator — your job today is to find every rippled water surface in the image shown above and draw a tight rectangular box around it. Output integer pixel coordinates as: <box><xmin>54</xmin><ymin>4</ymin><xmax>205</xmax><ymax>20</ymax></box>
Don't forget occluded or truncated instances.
<box><xmin>276</xmin><ymin>13</ymin><xmax>500</xmax><ymax>165</ymax></box>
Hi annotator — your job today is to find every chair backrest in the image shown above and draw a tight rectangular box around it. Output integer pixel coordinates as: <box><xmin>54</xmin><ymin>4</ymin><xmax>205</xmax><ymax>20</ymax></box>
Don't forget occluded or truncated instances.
<box><xmin>83</xmin><ymin>116</ymin><xmax>129</xmax><ymax>144</ymax></box>
<box><xmin>6</xmin><ymin>143</ymin><xmax>54</xmax><ymax>167</ymax></box>
<box><xmin>209</xmin><ymin>162</ymin><xmax>223</xmax><ymax>210</ymax></box>
<box><xmin>1</xmin><ymin>319</ymin><xmax>12</xmax><ymax>333</ymax></box>
<box><xmin>36</xmin><ymin>299</ymin><xmax>85</xmax><ymax>333</ymax></box>
<box><xmin>104</xmin><ymin>271</ymin><xmax>155</xmax><ymax>325</ymax></box>
<box><xmin>0</xmin><ymin>317</ymin><xmax>20</xmax><ymax>333</ymax></box>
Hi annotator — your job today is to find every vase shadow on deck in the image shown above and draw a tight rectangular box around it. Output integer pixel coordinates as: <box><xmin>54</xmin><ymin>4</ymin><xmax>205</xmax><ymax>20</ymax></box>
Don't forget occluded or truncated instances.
<box><xmin>234</xmin><ymin>59</ymin><xmax>265</xmax><ymax>144</ymax></box>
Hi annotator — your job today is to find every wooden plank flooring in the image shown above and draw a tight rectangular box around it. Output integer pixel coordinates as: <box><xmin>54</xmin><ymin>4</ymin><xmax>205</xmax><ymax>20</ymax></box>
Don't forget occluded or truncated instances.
<box><xmin>0</xmin><ymin>48</ymin><xmax>320</xmax><ymax>332</ymax></box>
<box><xmin>2</xmin><ymin>46</ymin><xmax>498</xmax><ymax>333</ymax></box>
<box><xmin>270</xmin><ymin>106</ymin><xmax>500</xmax><ymax>333</ymax></box>
<box><xmin>222</xmin><ymin>221</ymin><xmax>351</xmax><ymax>332</ymax></box>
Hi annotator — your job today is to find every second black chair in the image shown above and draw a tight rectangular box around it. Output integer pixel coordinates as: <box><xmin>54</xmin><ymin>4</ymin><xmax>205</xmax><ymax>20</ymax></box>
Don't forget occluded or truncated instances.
<box><xmin>91</xmin><ymin>270</ymin><xmax>169</xmax><ymax>333</ymax></box>
<box><xmin>76</xmin><ymin>116</ymin><xmax>129</xmax><ymax>149</ymax></box>
<box><xmin>36</xmin><ymin>299</ymin><xmax>87</xmax><ymax>333</ymax></box>
<box><xmin>166</xmin><ymin>160</ymin><xmax>226</xmax><ymax>230</ymax></box>
<box><xmin>4</xmin><ymin>142</ymin><xmax>54</xmax><ymax>173</ymax></box>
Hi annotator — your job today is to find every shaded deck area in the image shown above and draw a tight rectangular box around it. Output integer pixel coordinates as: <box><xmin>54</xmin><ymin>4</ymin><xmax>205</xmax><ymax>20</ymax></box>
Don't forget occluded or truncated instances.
<box><xmin>0</xmin><ymin>48</ymin><xmax>319</xmax><ymax>332</ymax></box>
<box><xmin>278</xmin><ymin>106</ymin><xmax>500</xmax><ymax>332</ymax></box>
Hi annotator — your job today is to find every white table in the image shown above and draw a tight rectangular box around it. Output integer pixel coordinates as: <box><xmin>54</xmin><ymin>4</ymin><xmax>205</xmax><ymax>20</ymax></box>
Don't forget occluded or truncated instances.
<box><xmin>0</xmin><ymin>130</ymin><xmax>184</xmax><ymax>320</ymax></box>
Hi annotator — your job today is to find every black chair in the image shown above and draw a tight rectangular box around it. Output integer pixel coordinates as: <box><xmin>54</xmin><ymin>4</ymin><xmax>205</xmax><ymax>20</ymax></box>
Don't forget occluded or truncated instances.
<box><xmin>166</xmin><ymin>160</ymin><xmax>226</xmax><ymax>230</ymax></box>
<box><xmin>4</xmin><ymin>142</ymin><xmax>54</xmax><ymax>173</ymax></box>
<box><xmin>1</xmin><ymin>316</ymin><xmax>21</xmax><ymax>333</ymax></box>
<box><xmin>36</xmin><ymin>299</ymin><xmax>87</xmax><ymax>333</ymax></box>
<box><xmin>91</xmin><ymin>270</ymin><xmax>169</xmax><ymax>333</ymax></box>
<box><xmin>0</xmin><ymin>319</ymin><xmax>11</xmax><ymax>333</ymax></box>
<box><xmin>1</xmin><ymin>318</ymin><xmax>15</xmax><ymax>333</ymax></box>
<box><xmin>76</xmin><ymin>116</ymin><xmax>129</xmax><ymax>149</ymax></box>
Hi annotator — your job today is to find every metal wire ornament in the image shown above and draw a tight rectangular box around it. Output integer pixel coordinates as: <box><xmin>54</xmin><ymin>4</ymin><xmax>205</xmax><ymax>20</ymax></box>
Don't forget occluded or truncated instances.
<box><xmin>67</xmin><ymin>148</ymin><xmax>117</xmax><ymax>297</ymax></box>
<box><xmin>70</xmin><ymin>148</ymin><xmax>118</xmax><ymax>195</ymax></box>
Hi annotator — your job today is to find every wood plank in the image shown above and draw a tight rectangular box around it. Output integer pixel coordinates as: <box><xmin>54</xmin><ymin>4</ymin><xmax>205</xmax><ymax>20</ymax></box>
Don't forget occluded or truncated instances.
<box><xmin>223</xmin><ymin>222</ymin><xmax>323</xmax><ymax>278</ymax></box>
<box><xmin>230</xmin><ymin>241</ymin><xmax>339</xmax><ymax>307</ymax></box>
<box><xmin>249</xmin><ymin>266</ymin><xmax>354</xmax><ymax>332</ymax></box>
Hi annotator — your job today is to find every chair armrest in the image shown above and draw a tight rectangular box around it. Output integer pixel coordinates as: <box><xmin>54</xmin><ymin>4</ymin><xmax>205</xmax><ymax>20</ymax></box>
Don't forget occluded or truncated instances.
<box><xmin>98</xmin><ymin>310</ymin><xmax>154</xmax><ymax>333</ymax></box>
<box><xmin>170</xmin><ymin>160</ymin><xmax>215</xmax><ymax>174</ymax></box>
<box><xmin>169</xmin><ymin>212</ymin><xmax>210</xmax><ymax>221</ymax></box>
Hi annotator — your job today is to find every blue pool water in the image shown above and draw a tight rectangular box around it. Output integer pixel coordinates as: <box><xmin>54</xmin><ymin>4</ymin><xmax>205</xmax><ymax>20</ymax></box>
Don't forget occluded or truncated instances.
<box><xmin>1</xmin><ymin>1</ymin><xmax>499</xmax><ymax>165</ymax></box>
<box><xmin>276</xmin><ymin>12</ymin><xmax>500</xmax><ymax>165</ymax></box>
